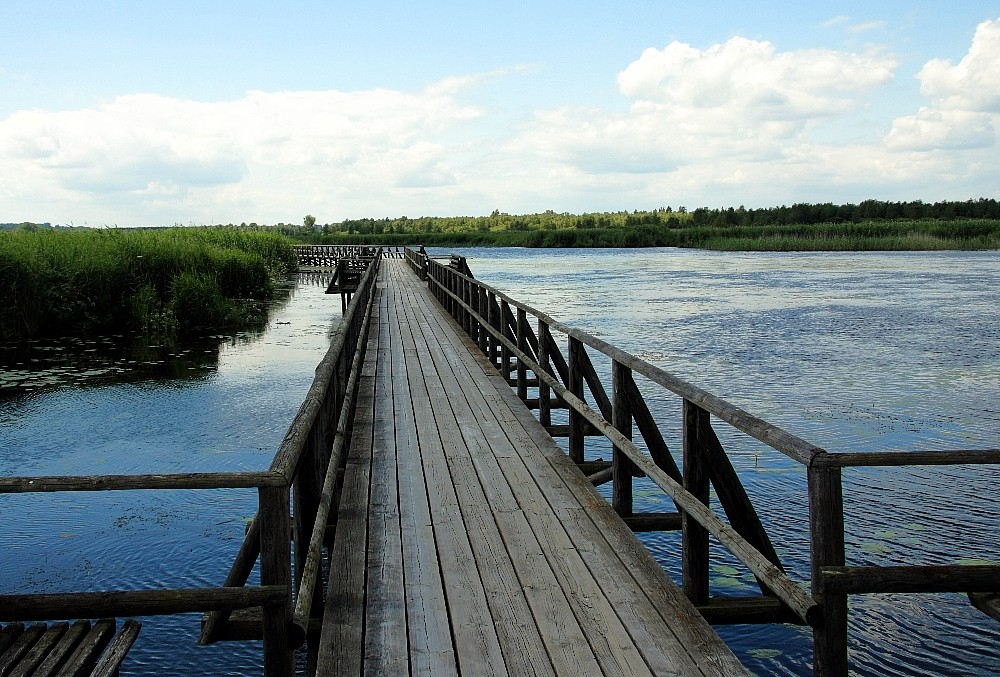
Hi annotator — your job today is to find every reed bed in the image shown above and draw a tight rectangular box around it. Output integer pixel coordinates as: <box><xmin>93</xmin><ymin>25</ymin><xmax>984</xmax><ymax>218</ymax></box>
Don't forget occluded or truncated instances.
<box><xmin>304</xmin><ymin>218</ymin><xmax>1000</xmax><ymax>251</ymax></box>
<box><xmin>0</xmin><ymin>228</ymin><xmax>297</xmax><ymax>341</ymax></box>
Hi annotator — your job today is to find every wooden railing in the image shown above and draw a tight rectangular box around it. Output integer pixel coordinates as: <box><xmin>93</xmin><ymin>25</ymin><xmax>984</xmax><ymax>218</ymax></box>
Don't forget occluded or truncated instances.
<box><xmin>0</xmin><ymin>252</ymin><xmax>382</xmax><ymax>677</ymax></box>
<box><xmin>409</xmin><ymin>247</ymin><xmax>1000</xmax><ymax>677</ymax></box>
<box><xmin>295</xmin><ymin>244</ymin><xmax>404</xmax><ymax>269</ymax></box>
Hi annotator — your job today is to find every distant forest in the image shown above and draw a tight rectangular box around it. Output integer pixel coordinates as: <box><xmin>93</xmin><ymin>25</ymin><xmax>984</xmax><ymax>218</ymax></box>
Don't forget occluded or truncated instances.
<box><xmin>297</xmin><ymin>198</ymin><xmax>1000</xmax><ymax>250</ymax></box>
<box><xmin>6</xmin><ymin>198</ymin><xmax>1000</xmax><ymax>250</ymax></box>
<box><xmin>322</xmin><ymin>198</ymin><xmax>1000</xmax><ymax>237</ymax></box>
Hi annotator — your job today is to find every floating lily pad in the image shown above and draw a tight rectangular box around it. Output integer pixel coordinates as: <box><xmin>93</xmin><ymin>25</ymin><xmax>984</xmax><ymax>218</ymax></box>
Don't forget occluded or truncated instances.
<box><xmin>954</xmin><ymin>557</ymin><xmax>998</xmax><ymax>566</ymax></box>
<box><xmin>749</xmin><ymin>648</ymin><xmax>782</xmax><ymax>659</ymax></box>
<box><xmin>874</xmin><ymin>530</ymin><xmax>897</xmax><ymax>539</ymax></box>
<box><xmin>712</xmin><ymin>576</ymin><xmax>746</xmax><ymax>588</ymax></box>
<box><xmin>861</xmin><ymin>542</ymin><xmax>891</xmax><ymax>555</ymax></box>
<box><xmin>712</xmin><ymin>564</ymin><xmax>741</xmax><ymax>576</ymax></box>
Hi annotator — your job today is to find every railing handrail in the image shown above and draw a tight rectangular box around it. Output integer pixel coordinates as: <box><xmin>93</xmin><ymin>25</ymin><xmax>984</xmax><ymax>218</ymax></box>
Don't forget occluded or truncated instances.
<box><xmin>0</xmin><ymin>471</ymin><xmax>285</xmax><ymax>493</ymax></box>
<box><xmin>419</xmin><ymin>252</ymin><xmax>825</xmax><ymax>465</ymax></box>
<box><xmin>270</xmin><ymin>249</ymin><xmax>382</xmax><ymax>479</ymax></box>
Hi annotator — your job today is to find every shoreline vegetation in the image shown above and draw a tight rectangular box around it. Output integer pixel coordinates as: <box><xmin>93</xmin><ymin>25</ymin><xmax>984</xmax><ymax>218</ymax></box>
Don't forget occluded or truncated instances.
<box><xmin>0</xmin><ymin>228</ymin><xmax>296</xmax><ymax>342</ymax></box>
<box><xmin>293</xmin><ymin>199</ymin><xmax>1000</xmax><ymax>251</ymax></box>
<box><xmin>3</xmin><ymin>199</ymin><xmax>998</xmax><ymax>341</ymax></box>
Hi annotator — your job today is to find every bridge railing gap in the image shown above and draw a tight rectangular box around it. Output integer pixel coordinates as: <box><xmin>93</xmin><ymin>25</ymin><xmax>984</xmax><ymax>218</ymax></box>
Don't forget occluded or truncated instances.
<box><xmin>407</xmin><ymin>245</ymin><xmax>1000</xmax><ymax>677</ymax></box>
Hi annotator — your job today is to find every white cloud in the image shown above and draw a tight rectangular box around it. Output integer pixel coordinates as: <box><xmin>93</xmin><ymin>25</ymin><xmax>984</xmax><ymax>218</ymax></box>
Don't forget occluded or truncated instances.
<box><xmin>514</xmin><ymin>37</ymin><xmax>896</xmax><ymax>177</ymax></box>
<box><xmin>885</xmin><ymin>108</ymin><xmax>995</xmax><ymax>151</ymax></box>
<box><xmin>916</xmin><ymin>18</ymin><xmax>1000</xmax><ymax>112</ymax></box>
<box><xmin>2</xmin><ymin>21</ymin><xmax>1000</xmax><ymax>224</ymax></box>
<box><xmin>0</xmin><ymin>86</ymin><xmax>482</xmax><ymax>224</ymax></box>
<box><xmin>884</xmin><ymin>18</ymin><xmax>1000</xmax><ymax>152</ymax></box>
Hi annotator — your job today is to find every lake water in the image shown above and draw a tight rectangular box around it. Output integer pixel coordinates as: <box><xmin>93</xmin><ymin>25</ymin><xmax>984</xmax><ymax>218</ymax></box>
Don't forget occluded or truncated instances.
<box><xmin>2</xmin><ymin>249</ymin><xmax>998</xmax><ymax>675</ymax></box>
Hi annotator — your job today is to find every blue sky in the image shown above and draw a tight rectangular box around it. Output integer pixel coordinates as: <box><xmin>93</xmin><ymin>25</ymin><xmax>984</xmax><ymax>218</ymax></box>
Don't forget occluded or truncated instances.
<box><xmin>2</xmin><ymin>1</ymin><xmax>999</xmax><ymax>226</ymax></box>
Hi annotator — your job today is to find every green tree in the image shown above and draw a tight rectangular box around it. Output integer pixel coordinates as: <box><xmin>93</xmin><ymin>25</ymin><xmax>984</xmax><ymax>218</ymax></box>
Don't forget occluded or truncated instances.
<box><xmin>304</xmin><ymin>214</ymin><xmax>317</xmax><ymax>229</ymax></box>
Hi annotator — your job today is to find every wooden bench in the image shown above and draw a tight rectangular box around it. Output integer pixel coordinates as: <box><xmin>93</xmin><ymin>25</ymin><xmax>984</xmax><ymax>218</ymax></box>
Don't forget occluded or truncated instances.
<box><xmin>0</xmin><ymin>618</ymin><xmax>140</xmax><ymax>677</ymax></box>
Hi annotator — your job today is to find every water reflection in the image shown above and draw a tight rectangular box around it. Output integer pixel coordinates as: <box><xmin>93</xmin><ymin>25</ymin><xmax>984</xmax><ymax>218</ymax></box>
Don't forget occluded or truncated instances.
<box><xmin>0</xmin><ymin>271</ymin><xmax>338</xmax><ymax>676</ymax></box>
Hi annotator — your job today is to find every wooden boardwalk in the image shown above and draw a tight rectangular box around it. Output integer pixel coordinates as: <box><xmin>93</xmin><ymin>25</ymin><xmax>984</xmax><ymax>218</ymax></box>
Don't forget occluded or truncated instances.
<box><xmin>316</xmin><ymin>259</ymin><xmax>748</xmax><ymax>676</ymax></box>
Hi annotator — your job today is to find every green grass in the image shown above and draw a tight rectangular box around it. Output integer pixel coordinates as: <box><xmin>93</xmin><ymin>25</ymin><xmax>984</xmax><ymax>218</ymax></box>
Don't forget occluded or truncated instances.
<box><xmin>297</xmin><ymin>218</ymin><xmax>1000</xmax><ymax>251</ymax></box>
<box><xmin>0</xmin><ymin>227</ymin><xmax>297</xmax><ymax>341</ymax></box>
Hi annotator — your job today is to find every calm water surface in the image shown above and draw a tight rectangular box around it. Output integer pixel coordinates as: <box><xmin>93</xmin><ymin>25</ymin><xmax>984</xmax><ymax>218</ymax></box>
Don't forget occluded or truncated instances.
<box><xmin>1</xmin><ymin>272</ymin><xmax>338</xmax><ymax>675</ymax></box>
<box><xmin>2</xmin><ymin>251</ymin><xmax>998</xmax><ymax>676</ymax></box>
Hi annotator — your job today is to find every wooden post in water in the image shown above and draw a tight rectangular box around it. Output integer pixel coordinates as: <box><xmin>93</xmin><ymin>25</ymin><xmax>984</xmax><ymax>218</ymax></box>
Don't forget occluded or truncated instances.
<box><xmin>612</xmin><ymin>360</ymin><xmax>634</xmax><ymax>516</ymax></box>
<box><xmin>259</xmin><ymin>485</ymin><xmax>293</xmax><ymax>676</ymax></box>
<box><xmin>567</xmin><ymin>337</ymin><xmax>585</xmax><ymax>464</ymax></box>
<box><xmin>809</xmin><ymin>462</ymin><xmax>848</xmax><ymax>676</ymax></box>
<box><xmin>682</xmin><ymin>399</ymin><xmax>711</xmax><ymax>605</ymax></box>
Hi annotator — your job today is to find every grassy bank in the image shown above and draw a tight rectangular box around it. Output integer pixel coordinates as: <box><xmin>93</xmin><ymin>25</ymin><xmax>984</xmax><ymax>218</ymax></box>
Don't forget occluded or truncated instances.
<box><xmin>0</xmin><ymin>228</ymin><xmax>297</xmax><ymax>341</ymax></box>
<box><xmin>298</xmin><ymin>218</ymin><xmax>1000</xmax><ymax>251</ymax></box>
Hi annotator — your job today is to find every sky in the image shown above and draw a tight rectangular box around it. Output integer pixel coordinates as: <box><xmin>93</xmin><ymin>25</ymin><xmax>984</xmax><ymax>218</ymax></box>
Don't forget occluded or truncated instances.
<box><xmin>1</xmin><ymin>1</ymin><xmax>999</xmax><ymax>227</ymax></box>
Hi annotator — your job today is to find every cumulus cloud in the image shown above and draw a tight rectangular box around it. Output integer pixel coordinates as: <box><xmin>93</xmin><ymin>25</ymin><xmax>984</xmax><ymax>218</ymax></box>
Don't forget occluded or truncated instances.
<box><xmin>3</xmin><ymin>20</ymin><xmax>1000</xmax><ymax>224</ymax></box>
<box><xmin>514</xmin><ymin>36</ymin><xmax>896</xmax><ymax>176</ymax></box>
<box><xmin>0</xmin><ymin>85</ymin><xmax>482</xmax><ymax>224</ymax></box>
<box><xmin>885</xmin><ymin>18</ymin><xmax>1000</xmax><ymax>152</ymax></box>
<box><xmin>917</xmin><ymin>18</ymin><xmax>1000</xmax><ymax>112</ymax></box>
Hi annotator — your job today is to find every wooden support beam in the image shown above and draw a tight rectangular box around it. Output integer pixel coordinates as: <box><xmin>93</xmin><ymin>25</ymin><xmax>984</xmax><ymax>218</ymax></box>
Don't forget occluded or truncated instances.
<box><xmin>969</xmin><ymin>592</ymin><xmax>1000</xmax><ymax>622</ymax></box>
<box><xmin>696</xmin><ymin>596</ymin><xmax>805</xmax><ymax>626</ymax></box>
<box><xmin>821</xmin><ymin>565</ymin><xmax>1000</xmax><ymax>594</ymax></box>
<box><xmin>623</xmin><ymin>512</ymin><xmax>682</xmax><ymax>532</ymax></box>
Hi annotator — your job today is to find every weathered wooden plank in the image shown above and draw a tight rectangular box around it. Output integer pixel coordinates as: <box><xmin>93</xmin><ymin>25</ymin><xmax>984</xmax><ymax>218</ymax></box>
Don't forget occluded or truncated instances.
<box><xmin>389</xmin><ymin>273</ymin><xmax>458</xmax><ymax>676</ymax></box>
<box><xmin>90</xmin><ymin>619</ymin><xmax>141</xmax><ymax>677</ymax></box>
<box><xmin>365</xmin><ymin>288</ymin><xmax>409</xmax><ymax>675</ymax></box>
<box><xmin>412</xmin><ymin>284</ymin><xmax>688</xmax><ymax>677</ymax></box>
<box><xmin>410</xmin><ymin>288</ymin><xmax>600</xmax><ymax>676</ymax></box>
<box><xmin>30</xmin><ymin>619</ymin><xmax>90</xmax><ymax>677</ymax></box>
<box><xmin>401</xmin><ymin>281</ymin><xmax>542</xmax><ymax>676</ymax></box>
<box><xmin>7</xmin><ymin>622</ymin><xmax>66</xmax><ymax>677</ymax></box>
<box><xmin>59</xmin><ymin>619</ymin><xmax>115</xmax><ymax>677</ymax></box>
<box><xmin>315</xmin><ymin>286</ymin><xmax>381</xmax><ymax>676</ymax></box>
<box><xmin>437</xmin><ymin>305</ymin><xmax>749</xmax><ymax>677</ymax></box>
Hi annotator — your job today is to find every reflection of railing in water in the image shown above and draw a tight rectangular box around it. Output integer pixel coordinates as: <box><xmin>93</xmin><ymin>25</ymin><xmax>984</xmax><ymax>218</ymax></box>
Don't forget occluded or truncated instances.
<box><xmin>0</xmin><ymin>253</ymin><xmax>383</xmax><ymax>676</ymax></box>
<box><xmin>406</xmin><ymin>245</ymin><xmax>1000</xmax><ymax>676</ymax></box>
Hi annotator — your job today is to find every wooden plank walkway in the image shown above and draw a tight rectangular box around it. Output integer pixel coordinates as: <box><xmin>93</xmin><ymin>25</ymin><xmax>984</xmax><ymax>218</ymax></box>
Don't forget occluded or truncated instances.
<box><xmin>316</xmin><ymin>259</ymin><xmax>748</xmax><ymax>676</ymax></box>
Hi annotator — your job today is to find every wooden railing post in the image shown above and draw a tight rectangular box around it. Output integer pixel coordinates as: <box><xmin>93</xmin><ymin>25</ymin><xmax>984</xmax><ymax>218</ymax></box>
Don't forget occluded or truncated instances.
<box><xmin>516</xmin><ymin>308</ymin><xmax>528</xmax><ymax>401</ymax></box>
<box><xmin>461</xmin><ymin>276</ymin><xmax>470</xmax><ymax>334</ymax></box>
<box><xmin>476</xmin><ymin>286</ymin><xmax>488</xmax><ymax>354</ymax></box>
<box><xmin>259</xmin><ymin>485</ymin><xmax>293</xmax><ymax>676</ymax></box>
<box><xmin>612</xmin><ymin>360</ymin><xmax>634</xmax><ymax>517</ymax></box>
<box><xmin>809</xmin><ymin>461</ymin><xmax>848</xmax><ymax>677</ymax></box>
<box><xmin>682</xmin><ymin>399</ymin><xmax>710</xmax><ymax>605</ymax></box>
<box><xmin>500</xmin><ymin>300</ymin><xmax>512</xmax><ymax>379</ymax></box>
<box><xmin>487</xmin><ymin>291</ymin><xmax>500</xmax><ymax>369</ymax></box>
<box><xmin>567</xmin><ymin>336</ymin><xmax>585</xmax><ymax>464</ymax></box>
<box><xmin>538</xmin><ymin>322</ymin><xmax>552</xmax><ymax>427</ymax></box>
